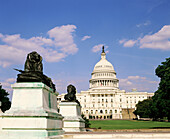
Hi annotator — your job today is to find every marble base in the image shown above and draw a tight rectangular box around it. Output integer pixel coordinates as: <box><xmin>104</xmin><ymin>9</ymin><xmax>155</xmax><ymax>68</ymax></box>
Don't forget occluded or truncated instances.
<box><xmin>59</xmin><ymin>102</ymin><xmax>85</xmax><ymax>132</ymax></box>
<box><xmin>0</xmin><ymin>83</ymin><xmax>64</xmax><ymax>138</ymax></box>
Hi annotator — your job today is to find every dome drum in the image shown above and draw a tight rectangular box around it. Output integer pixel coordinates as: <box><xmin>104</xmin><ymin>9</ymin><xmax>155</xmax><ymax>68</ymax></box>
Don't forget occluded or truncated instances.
<box><xmin>89</xmin><ymin>79</ymin><xmax>119</xmax><ymax>90</ymax></box>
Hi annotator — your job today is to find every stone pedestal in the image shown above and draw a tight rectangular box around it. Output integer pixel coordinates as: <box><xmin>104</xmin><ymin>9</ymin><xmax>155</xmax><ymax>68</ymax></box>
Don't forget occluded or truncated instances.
<box><xmin>0</xmin><ymin>83</ymin><xmax>64</xmax><ymax>139</ymax></box>
<box><xmin>59</xmin><ymin>102</ymin><xmax>85</xmax><ymax>132</ymax></box>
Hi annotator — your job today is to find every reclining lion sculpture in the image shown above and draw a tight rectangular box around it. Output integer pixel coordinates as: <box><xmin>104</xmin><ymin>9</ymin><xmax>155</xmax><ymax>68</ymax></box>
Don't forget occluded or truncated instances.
<box><xmin>15</xmin><ymin>51</ymin><xmax>56</xmax><ymax>92</ymax></box>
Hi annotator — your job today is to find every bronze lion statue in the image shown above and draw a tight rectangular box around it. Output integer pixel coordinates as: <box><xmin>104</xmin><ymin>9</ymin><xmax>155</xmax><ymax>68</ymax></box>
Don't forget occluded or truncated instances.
<box><xmin>15</xmin><ymin>51</ymin><xmax>56</xmax><ymax>92</ymax></box>
<box><xmin>24</xmin><ymin>51</ymin><xmax>43</xmax><ymax>72</ymax></box>
<box><xmin>64</xmin><ymin>84</ymin><xmax>80</xmax><ymax>105</ymax></box>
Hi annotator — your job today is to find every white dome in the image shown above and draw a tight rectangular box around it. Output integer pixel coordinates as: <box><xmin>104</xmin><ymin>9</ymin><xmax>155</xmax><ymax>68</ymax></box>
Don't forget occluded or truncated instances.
<box><xmin>93</xmin><ymin>58</ymin><xmax>114</xmax><ymax>72</ymax></box>
<box><xmin>93</xmin><ymin>49</ymin><xmax>115</xmax><ymax>73</ymax></box>
<box><xmin>89</xmin><ymin>46</ymin><xmax>119</xmax><ymax>90</ymax></box>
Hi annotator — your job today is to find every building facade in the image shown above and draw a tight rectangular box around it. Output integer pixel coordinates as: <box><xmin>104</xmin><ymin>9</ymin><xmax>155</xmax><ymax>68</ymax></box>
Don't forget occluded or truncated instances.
<box><xmin>57</xmin><ymin>46</ymin><xmax>154</xmax><ymax>119</ymax></box>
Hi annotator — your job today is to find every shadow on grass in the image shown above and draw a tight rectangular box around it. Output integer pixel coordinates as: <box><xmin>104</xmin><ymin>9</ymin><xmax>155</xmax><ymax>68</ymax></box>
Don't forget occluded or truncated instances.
<box><xmin>151</xmin><ymin>127</ymin><xmax>170</xmax><ymax>129</ymax></box>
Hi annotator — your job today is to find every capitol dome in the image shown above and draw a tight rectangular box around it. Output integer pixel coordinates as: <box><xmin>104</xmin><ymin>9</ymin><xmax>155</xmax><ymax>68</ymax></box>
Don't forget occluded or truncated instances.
<box><xmin>93</xmin><ymin>53</ymin><xmax>115</xmax><ymax>72</ymax></box>
<box><xmin>89</xmin><ymin>46</ymin><xmax>119</xmax><ymax>90</ymax></box>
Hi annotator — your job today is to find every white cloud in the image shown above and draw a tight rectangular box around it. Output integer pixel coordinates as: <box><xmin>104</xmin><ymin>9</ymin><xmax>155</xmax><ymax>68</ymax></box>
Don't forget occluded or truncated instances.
<box><xmin>92</xmin><ymin>44</ymin><xmax>104</xmax><ymax>53</ymax></box>
<box><xmin>119</xmin><ymin>25</ymin><xmax>170</xmax><ymax>51</ymax></box>
<box><xmin>128</xmin><ymin>76</ymin><xmax>146</xmax><ymax>80</ymax></box>
<box><xmin>119</xmin><ymin>39</ymin><xmax>126</xmax><ymax>44</ymax></box>
<box><xmin>0</xmin><ymin>25</ymin><xmax>78</xmax><ymax>67</ymax></box>
<box><xmin>92</xmin><ymin>44</ymin><xmax>108</xmax><ymax>53</ymax></box>
<box><xmin>119</xmin><ymin>75</ymin><xmax>159</xmax><ymax>92</ymax></box>
<box><xmin>123</xmin><ymin>40</ymin><xmax>137</xmax><ymax>47</ymax></box>
<box><xmin>136</xmin><ymin>20</ymin><xmax>151</xmax><ymax>28</ymax></box>
<box><xmin>139</xmin><ymin>25</ymin><xmax>170</xmax><ymax>50</ymax></box>
<box><xmin>81</xmin><ymin>35</ymin><xmax>91</xmax><ymax>41</ymax></box>
<box><xmin>119</xmin><ymin>39</ymin><xmax>137</xmax><ymax>47</ymax></box>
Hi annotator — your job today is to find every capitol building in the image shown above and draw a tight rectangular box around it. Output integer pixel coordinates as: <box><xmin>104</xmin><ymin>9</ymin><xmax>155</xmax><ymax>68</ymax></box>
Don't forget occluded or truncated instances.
<box><xmin>57</xmin><ymin>47</ymin><xmax>154</xmax><ymax>119</ymax></box>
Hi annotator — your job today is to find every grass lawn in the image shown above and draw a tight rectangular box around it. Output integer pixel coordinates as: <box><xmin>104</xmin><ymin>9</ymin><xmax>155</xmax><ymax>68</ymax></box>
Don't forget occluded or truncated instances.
<box><xmin>89</xmin><ymin>120</ymin><xmax>170</xmax><ymax>130</ymax></box>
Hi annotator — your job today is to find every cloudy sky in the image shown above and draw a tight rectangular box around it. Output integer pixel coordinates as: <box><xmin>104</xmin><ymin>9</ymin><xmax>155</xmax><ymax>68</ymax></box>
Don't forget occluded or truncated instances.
<box><xmin>0</xmin><ymin>0</ymin><xmax>170</xmax><ymax>99</ymax></box>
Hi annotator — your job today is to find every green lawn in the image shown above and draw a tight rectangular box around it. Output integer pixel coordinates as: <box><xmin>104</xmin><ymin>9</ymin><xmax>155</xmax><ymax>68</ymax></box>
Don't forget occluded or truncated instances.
<box><xmin>89</xmin><ymin>120</ymin><xmax>170</xmax><ymax>130</ymax></box>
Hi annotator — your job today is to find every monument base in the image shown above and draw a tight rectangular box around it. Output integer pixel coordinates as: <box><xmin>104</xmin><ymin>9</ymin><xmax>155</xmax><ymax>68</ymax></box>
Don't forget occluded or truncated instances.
<box><xmin>0</xmin><ymin>83</ymin><xmax>64</xmax><ymax>139</ymax></box>
<box><xmin>59</xmin><ymin>102</ymin><xmax>85</xmax><ymax>132</ymax></box>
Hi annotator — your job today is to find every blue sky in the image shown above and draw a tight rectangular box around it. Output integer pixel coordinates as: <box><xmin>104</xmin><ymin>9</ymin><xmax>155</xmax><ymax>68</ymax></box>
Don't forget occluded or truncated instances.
<box><xmin>0</xmin><ymin>0</ymin><xmax>170</xmax><ymax>99</ymax></box>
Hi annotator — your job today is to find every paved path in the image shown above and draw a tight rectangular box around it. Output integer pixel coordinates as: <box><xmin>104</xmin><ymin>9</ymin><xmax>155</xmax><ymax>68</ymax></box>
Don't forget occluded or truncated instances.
<box><xmin>63</xmin><ymin>129</ymin><xmax>170</xmax><ymax>139</ymax></box>
<box><xmin>63</xmin><ymin>132</ymin><xmax>170</xmax><ymax>139</ymax></box>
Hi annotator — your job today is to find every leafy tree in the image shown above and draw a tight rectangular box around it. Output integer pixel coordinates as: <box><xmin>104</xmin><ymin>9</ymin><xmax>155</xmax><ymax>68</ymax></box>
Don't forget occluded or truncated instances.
<box><xmin>81</xmin><ymin>114</ymin><xmax>91</xmax><ymax>128</ymax></box>
<box><xmin>0</xmin><ymin>84</ymin><xmax>11</xmax><ymax>112</ymax></box>
<box><xmin>133</xmin><ymin>98</ymin><xmax>152</xmax><ymax>118</ymax></box>
<box><xmin>151</xmin><ymin>57</ymin><xmax>170</xmax><ymax>121</ymax></box>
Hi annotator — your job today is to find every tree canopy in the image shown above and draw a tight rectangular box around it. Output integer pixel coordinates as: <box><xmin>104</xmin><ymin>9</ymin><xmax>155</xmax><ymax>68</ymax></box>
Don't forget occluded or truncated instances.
<box><xmin>133</xmin><ymin>98</ymin><xmax>152</xmax><ymax>118</ymax></box>
<box><xmin>134</xmin><ymin>57</ymin><xmax>170</xmax><ymax>121</ymax></box>
<box><xmin>0</xmin><ymin>84</ymin><xmax>11</xmax><ymax>112</ymax></box>
<box><xmin>151</xmin><ymin>57</ymin><xmax>170</xmax><ymax>121</ymax></box>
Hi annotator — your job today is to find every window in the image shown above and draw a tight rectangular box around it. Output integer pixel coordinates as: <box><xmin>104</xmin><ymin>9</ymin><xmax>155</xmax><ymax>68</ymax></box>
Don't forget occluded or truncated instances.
<box><xmin>115</xmin><ymin>110</ymin><xmax>117</xmax><ymax>113</ymax></box>
<box><xmin>91</xmin><ymin>110</ymin><xmax>93</xmax><ymax>114</ymax></box>
<box><xmin>111</xmin><ymin>99</ymin><xmax>113</xmax><ymax>102</ymax></box>
<box><xmin>100</xmin><ymin>110</ymin><xmax>103</xmax><ymax>113</ymax></box>
<box><xmin>86</xmin><ymin>110</ymin><xmax>88</xmax><ymax>113</ymax></box>
<box><xmin>105</xmin><ymin>110</ymin><xmax>107</xmax><ymax>114</ymax></box>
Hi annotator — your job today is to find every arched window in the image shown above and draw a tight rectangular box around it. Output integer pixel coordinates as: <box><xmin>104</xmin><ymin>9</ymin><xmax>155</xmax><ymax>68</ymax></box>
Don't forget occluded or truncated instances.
<box><xmin>110</xmin><ymin>110</ymin><xmax>112</xmax><ymax>114</ymax></box>
<box><xmin>105</xmin><ymin>110</ymin><xmax>107</xmax><ymax>114</ymax></box>
<box><xmin>100</xmin><ymin>110</ymin><xmax>103</xmax><ymax>113</ymax></box>
<box><xmin>115</xmin><ymin>110</ymin><xmax>117</xmax><ymax>113</ymax></box>
<box><xmin>91</xmin><ymin>110</ymin><xmax>93</xmax><ymax>114</ymax></box>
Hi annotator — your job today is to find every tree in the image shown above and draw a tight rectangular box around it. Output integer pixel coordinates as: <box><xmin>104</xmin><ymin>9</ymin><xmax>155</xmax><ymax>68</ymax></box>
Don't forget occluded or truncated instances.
<box><xmin>151</xmin><ymin>57</ymin><xmax>170</xmax><ymax>121</ymax></box>
<box><xmin>81</xmin><ymin>114</ymin><xmax>91</xmax><ymax>128</ymax></box>
<box><xmin>133</xmin><ymin>98</ymin><xmax>152</xmax><ymax>118</ymax></box>
<box><xmin>0</xmin><ymin>84</ymin><xmax>11</xmax><ymax>112</ymax></box>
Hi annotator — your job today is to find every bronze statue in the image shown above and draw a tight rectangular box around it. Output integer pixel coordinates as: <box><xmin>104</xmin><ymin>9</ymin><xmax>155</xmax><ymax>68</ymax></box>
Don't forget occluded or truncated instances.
<box><xmin>15</xmin><ymin>51</ymin><xmax>56</xmax><ymax>92</ymax></box>
<box><xmin>24</xmin><ymin>51</ymin><xmax>43</xmax><ymax>72</ymax></box>
<box><xmin>64</xmin><ymin>84</ymin><xmax>80</xmax><ymax>105</ymax></box>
